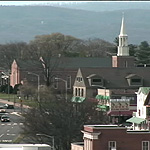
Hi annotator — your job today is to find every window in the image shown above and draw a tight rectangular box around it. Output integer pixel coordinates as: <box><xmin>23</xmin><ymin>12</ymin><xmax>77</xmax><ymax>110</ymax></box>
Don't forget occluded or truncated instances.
<box><xmin>92</xmin><ymin>78</ymin><xmax>102</xmax><ymax>83</ymax></box>
<box><xmin>108</xmin><ymin>141</ymin><xmax>116</xmax><ymax>150</ymax></box>
<box><xmin>76</xmin><ymin>77</ymin><xmax>83</xmax><ymax>82</ymax></box>
<box><xmin>132</xmin><ymin>79</ymin><xmax>141</xmax><ymax>83</ymax></box>
<box><xmin>130</xmin><ymin>78</ymin><xmax>142</xmax><ymax>86</ymax></box>
<box><xmin>75</xmin><ymin>88</ymin><xmax>77</xmax><ymax>96</ymax></box>
<box><xmin>142</xmin><ymin>141</ymin><xmax>149</xmax><ymax>150</ymax></box>
<box><xmin>125</xmin><ymin>61</ymin><xmax>128</xmax><ymax>68</ymax></box>
<box><xmin>67</xmin><ymin>76</ymin><xmax>71</xmax><ymax>89</ymax></box>
<box><xmin>53</xmin><ymin>77</ymin><xmax>58</xmax><ymax>89</ymax></box>
<box><xmin>78</xmin><ymin>88</ymin><xmax>80</xmax><ymax>96</ymax></box>
<box><xmin>81</xmin><ymin>89</ymin><xmax>84</xmax><ymax>97</ymax></box>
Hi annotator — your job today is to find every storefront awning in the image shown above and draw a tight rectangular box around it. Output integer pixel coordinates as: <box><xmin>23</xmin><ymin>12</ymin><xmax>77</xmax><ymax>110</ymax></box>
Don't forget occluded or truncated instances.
<box><xmin>71</xmin><ymin>96</ymin><xmax>86</xmax><ymax>103</ymax></box>
<box><xmin>126</xmin><ymin>117</ymin><xmax>146</xmax><ymax>124</ymax></box>
<box><xmin>96</xmin><ymin>95</ymin><xmax>110</xmax><ymax>100</ymax></box>
<box><xmin>107</xmin><ymin>110</ymin><xmax>134</xmax><ymax>116</ymax></box>
<box><xmin>97</xmin><ymin>105</ymin><xmax>109</xmax><ymax>111</ymax></box>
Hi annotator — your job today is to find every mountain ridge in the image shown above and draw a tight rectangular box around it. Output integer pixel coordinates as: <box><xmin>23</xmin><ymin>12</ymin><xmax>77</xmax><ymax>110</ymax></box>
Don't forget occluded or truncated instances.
<box><xmin>0</xmin><ymin>6</ymin><xmax>149</xmax><ymax>44</ymax></box>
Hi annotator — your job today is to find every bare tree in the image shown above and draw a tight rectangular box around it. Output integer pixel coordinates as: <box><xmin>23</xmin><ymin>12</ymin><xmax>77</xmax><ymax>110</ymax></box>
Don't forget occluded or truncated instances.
<box><xmin>27</xmin><ymin>33</ymin><xmax>80</xmax><ymax>86</ymax></box>
<box><xmin>22</xmin><ymin>87</ymin><xmax>107</xmax><ymax>150</ymax></box>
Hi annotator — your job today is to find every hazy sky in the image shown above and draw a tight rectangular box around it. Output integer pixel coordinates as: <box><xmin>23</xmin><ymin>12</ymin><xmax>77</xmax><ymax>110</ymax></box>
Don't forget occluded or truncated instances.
<box><xmin>0</xmin><ymin>1</ymin><xmax>79</xmax><ymax>6</ymax></box>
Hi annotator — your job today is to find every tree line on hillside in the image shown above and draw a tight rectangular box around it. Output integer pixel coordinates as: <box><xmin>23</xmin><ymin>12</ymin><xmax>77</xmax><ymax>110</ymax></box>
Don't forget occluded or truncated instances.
<box><xmin>0</xmin><ymin>33</ymin><xmax>149</xmax><ymax>72</ymax></box>
<box><xmin>0</xmin><ymin>33</ymin><xmax>115</xmax><ymax>70</ymax></box>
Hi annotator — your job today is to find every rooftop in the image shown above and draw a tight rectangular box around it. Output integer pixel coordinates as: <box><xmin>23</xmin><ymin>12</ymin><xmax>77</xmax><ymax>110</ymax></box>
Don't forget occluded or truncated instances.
<box><xmin>0</xmin><ymin>144</ymin><xmax>50</xmax><ymax>150</ymax></box>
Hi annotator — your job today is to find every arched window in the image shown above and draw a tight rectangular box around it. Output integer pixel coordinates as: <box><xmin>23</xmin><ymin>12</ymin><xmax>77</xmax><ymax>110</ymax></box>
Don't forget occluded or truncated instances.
<box><xmin>81</xmin><ymin>89</ymin><xmax>84</xmax><ymax>97</ymax></box>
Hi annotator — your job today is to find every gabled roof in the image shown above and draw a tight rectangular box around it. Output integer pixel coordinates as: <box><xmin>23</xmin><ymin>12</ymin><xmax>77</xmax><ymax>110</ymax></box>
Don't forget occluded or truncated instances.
<box><xmin>14</xmin><ymin>57</ymin><xmax>112</xmax><ymax>70</ymax></box>
<box><xmin>139</xmin><ymin>87</ymin><xmax>150</xmax><ymax>95</ymax></box>
<box><xmin>126</xmin><ymin>74</ymin><xmax>141</xmax><ymax>79</ymax></box>
<box><xmin>77</xmin><ymin>67</ymin><xmax>150</xmax><ymax>89</ymax></box>
<box><xmin>15</xmin><ymin>59</ymin><xmax>42</xmax><ymax>71</ymax></box>
<box><xmin>144</xmin><ymin>91</ymin><xmax>150</xmax><ymax>106</ymax></box>
<box><xmin>58</xmin><ymin>57</ymin><xmax>111</xmax><ymax>68</ymax></box>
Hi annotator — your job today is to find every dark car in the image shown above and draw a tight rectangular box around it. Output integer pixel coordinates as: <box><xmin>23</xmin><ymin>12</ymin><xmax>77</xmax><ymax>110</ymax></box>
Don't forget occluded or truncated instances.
<box><xmin>0</xmin><ymin>113</ymin><xmax>6</xmax><ymax>119</ymax></box>
<box><xmin>4</xmin><ymin>104</ymin><xmax>14</xmax><ymax>109</ymax></box>
<box><xmin>1</xmin><ymin>115</ymin><xmax>10</xmax><ymax>122</ymax></box>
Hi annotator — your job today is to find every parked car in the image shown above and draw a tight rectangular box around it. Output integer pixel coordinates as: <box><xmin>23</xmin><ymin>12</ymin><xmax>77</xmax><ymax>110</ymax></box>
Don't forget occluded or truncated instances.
<box><xmin>0</xmin><ymin>105</ymin><xmax>5</xmax><ymax>109</ymax></box>
<box><xmin>0</xmin><ymin>106</ymin><xmax>6</xmax><ymax>113</ymax></box>
<box><xmin>4</xmin><ymin>104</ymin><xmax>14</xmax><ymax>109</ymax></box>
<box><xmin>0</xmin><ymin>113</ymin><xmax>6</xmax><ymax>119</ymax></box>
<box><xmin>0</xmin><ymin>109</ymin><xmax>6</xmax><ymax>113</ymax></box>
<box><xmin>1</xmin><ymin>115</ymin><xmax>10</xmax><ymax>122</ymax></box>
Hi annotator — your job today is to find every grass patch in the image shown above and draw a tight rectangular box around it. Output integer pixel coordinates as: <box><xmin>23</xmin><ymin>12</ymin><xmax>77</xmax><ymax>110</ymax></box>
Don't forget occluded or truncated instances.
<box><xmin>0</xmin><ymin>93</ymin><xmax>38</xmax><ymax>107</ymax></box>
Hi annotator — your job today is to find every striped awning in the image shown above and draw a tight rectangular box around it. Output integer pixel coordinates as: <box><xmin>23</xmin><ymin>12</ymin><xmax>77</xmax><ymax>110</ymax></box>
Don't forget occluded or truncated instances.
<box><xmin>71</xmin><ymin>96</ymin><xmax>86</xmax><ymax>103</ymax></box>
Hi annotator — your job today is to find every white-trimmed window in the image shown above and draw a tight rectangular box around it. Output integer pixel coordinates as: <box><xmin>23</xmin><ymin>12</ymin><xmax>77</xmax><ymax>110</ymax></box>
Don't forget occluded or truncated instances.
<box><xmin>142</xmin><ymin>141</ymin><xmax>149</xmax><ymax>150</ymax></box>
<box><xmin>108</xmin><ymin>141</ymin><xmax>116</xmax><ymax>150</ymax></box>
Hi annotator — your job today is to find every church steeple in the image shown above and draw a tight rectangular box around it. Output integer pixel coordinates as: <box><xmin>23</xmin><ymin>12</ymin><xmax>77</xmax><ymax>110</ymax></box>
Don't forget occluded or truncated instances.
<box><xmin>112</xmin><ymin>14</ymin><xmax>134</xmax><ymax>68</ymax></box>
<box><xmin>120</xmin><ymin>15</ymin><xmax>126</xmax><ymax>36</ymax></box>
<box><xmin>117</xmin><ymin>14</ymin><xmax>129</xmax><ymax>56</ymax></box>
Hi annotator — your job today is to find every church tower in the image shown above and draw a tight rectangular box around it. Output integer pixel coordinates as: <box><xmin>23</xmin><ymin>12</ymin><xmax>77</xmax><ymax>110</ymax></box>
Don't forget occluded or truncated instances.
<box><xmin>117</xmin><ymin>15</ymin><xmax>129</xmax><ymax>56</ymax></box>
<box><xmin>112</xmin><ymin>15</ymin><xmax>134</xmax><ymax>68</ymax></box>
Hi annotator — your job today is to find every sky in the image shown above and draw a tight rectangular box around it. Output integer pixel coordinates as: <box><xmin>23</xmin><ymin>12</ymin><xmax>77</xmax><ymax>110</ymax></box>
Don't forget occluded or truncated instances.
<box><xmin>0</xmin><ymin>1</ymin><xmax>80</xmax><ymax>6</ymax></box>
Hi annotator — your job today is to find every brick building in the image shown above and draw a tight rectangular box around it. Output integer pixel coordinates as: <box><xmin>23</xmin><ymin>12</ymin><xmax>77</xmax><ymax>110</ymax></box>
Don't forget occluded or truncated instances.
<box><xmin>71</xmin><ymin>125</ymin><xmax>150</xmax><ymax>150</ymax></box>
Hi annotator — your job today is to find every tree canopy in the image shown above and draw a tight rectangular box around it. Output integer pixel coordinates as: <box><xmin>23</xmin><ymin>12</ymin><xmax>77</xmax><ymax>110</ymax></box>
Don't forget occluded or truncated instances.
<box><xmin>136</xmin><ymin>41</ymin><xmax>150</xmax><ymax>64</ymax></box>
<box><xmin>22</xmin><ymin>87</ymin><xmax>108</xmax><ymax>150</ymax></box>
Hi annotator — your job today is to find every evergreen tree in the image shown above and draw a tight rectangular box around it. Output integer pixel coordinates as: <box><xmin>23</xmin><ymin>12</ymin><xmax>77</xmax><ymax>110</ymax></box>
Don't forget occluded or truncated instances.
<box><xmin>136</xmin><ymin>41</ymin><xmax>150</xmax><ymax>64</ymax></box>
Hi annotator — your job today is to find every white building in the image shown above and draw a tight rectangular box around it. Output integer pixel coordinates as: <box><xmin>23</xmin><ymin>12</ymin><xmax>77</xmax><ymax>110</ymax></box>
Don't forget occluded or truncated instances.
<box><xmin>0</xmin><ymin>144</ymin><xmax>51</xmax><ymax>150</ymax></box>
<box><xmin>127</xmin><ymin>87</ymin><xmax>150</xmax><ymax>130</ymax></box>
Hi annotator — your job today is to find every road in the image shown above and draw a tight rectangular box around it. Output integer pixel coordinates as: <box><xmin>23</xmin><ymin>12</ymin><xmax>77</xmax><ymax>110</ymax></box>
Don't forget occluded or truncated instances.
<box><xmin>0</xmin><ymin>101</ymin><xmax>25</xmax><ymax>144</ymax></box>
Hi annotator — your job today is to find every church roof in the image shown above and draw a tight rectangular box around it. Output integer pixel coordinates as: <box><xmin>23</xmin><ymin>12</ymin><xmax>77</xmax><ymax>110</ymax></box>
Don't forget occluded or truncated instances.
<box><xmin>14</xmin><ymin>57</ymin><xmax>112</xmax><ymax>70</ymax></box>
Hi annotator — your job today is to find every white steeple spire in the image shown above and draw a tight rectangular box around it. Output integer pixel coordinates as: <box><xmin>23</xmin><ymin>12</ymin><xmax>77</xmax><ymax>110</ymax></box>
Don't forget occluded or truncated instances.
<box><xmin>120</xmin><ymin>13</ymin><xmax>127</xmax><ymax>36</ymax></box>
<box><xmin>117</xmin><ymin>13</ymin><xmax>129</xmax><ymax>56</ymax></box>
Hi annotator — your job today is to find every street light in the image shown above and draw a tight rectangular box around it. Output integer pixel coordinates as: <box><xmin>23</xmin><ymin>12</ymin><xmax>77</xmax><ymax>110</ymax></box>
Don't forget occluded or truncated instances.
<box><xmin>1</xmin><ymin>72</ymin><xmax>10</xmax><ymax>101</ymax></box>
<box><xmin>55</xmin><ymin>77</ymin><xmax>67</xmax><ymax>100</ymax></box>
<box><xmin>27</xmin><ymin>72</ymin><xmax>40</xmax><ymax>103</ymax></box>
<box><xmin>36</xmin><ymin>133</ymin><xmax>55</xmax><ymax>150</ymax></box>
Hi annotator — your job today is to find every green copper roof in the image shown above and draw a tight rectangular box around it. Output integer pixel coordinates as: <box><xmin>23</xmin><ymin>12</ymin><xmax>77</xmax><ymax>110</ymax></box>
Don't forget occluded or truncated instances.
<box><xmin>140</xmin><ymin>87</ymin><xmax>150</xmax><ymax>95</ymax></box>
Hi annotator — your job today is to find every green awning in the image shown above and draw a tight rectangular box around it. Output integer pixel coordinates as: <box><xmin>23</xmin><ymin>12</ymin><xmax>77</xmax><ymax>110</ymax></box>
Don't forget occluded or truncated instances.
<box><xmin>96</xmin><ymin>95</ymin><xmax>110</xmax><ymax>100</ymax></box>
<box><xmin>126</xmin><ymin>117</ymin><xmax>146</xmax><ymax>124</ymax></box>
<box><xmin>97</xmin><ymin>105</ymin><xmax>109</xmax><ymax>111</ymax></box>
<box><xmin>71</xmin><ymin>96</ymin><xmax>86</xmax><ymax>103</ymax></box>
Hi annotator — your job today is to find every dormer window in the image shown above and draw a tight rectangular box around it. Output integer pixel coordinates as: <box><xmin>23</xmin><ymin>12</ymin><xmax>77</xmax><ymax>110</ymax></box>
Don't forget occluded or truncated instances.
<box><xmin>126</xmin><ymin>74</ymin><xmax>143</xmax><ymax>86</ymax></box>
<box><xmin>87</xmin><ymin>74</ymin><xmax>104</xmax><ymax>87</ymax></box>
